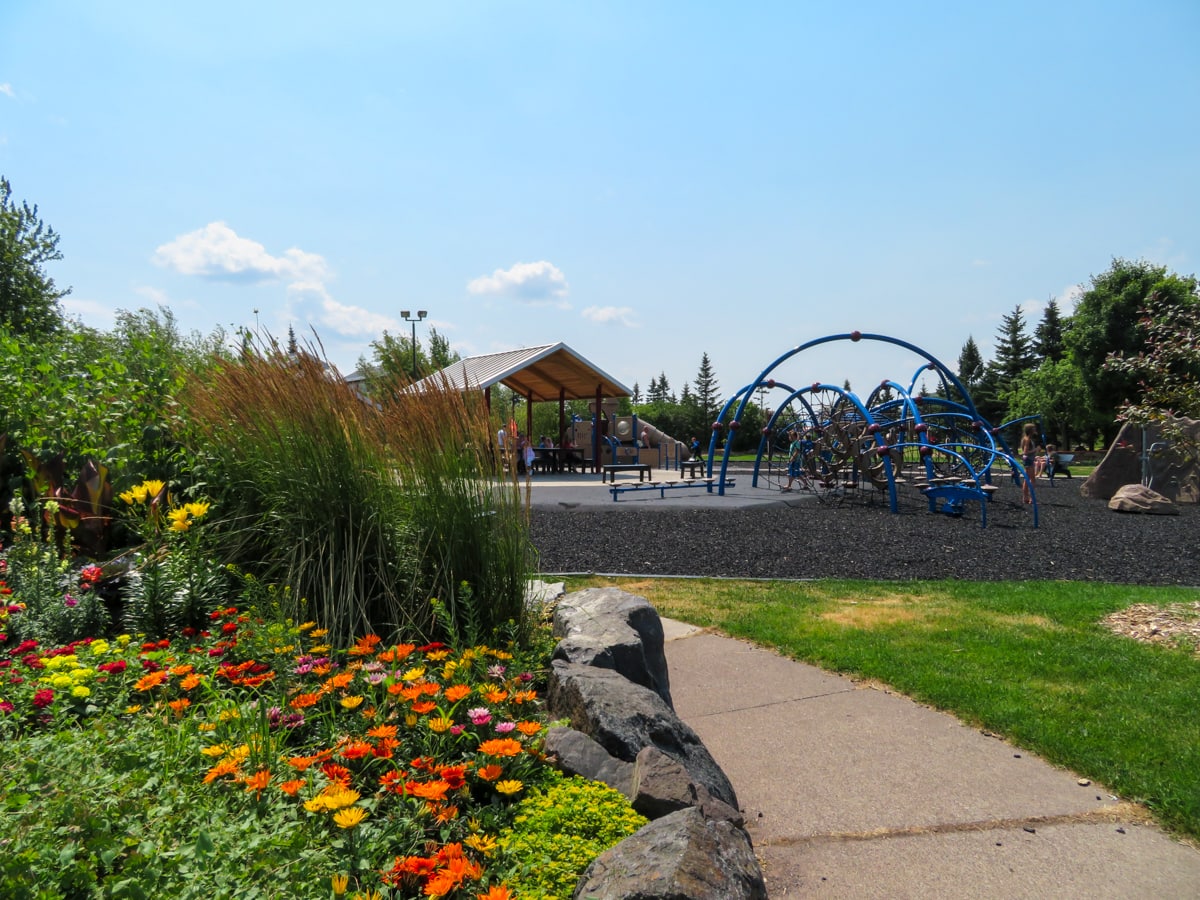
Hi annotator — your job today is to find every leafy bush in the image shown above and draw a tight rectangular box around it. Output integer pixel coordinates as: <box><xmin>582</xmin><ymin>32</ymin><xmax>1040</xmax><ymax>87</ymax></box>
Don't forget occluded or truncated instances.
<box><xmin>497</xmin><ymin>773</ymin><xmax>648</xmax><ymax>899</ymax></box>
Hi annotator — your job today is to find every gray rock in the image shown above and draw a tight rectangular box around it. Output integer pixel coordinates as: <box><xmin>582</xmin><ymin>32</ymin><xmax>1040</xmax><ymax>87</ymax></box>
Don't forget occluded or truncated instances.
<box><xmin>553</xmin><ymin>587</ymin><xmax>673</xmax><ymax>707</ymax></box>
<box><xmin>1083</xmin><ymin>417</ymin><xmax>1200</xmax><ymax>503</ymax></box>
<box><xmin>573</xmin><ymin>807</ymin><xmax>767</xmax><ymax>900</ymax></box>
<box><xmin>544</xmin><ymin>726</ymin><xmax>634</xmax><ymax>797</ymax></box>
<box><xmin>631</xmin><ymin>746</ymin><xmax>745</xmax><ymax>826</ymax></box>
<box><xmin>547</xmin><ymin>660</ymin><xmax>738</xmax><ymax>810</ymax></box>
<box><xmin>1108</xmin><ymin>483</ymin><xmax>1180</xmax><ymax>515</ymax></box>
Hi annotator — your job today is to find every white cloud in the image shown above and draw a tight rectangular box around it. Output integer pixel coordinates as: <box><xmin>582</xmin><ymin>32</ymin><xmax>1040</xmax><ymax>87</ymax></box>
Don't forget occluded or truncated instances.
<box><xmin>316</xmin><ymin>297</ymin><xmax>398</xmax><ymax>337</ymax></box>
<box><xmin>154</xmin><ymin>221</ymin><xmax>399</xmax><ymax>340</ymax></box>
<box><xmin>581</xmin><ymin>305</ymin><xmax>638</xmax><ymax>327</ymax></box>
<box><xmin>154</xmin><ymin>221</ymin><xmax>329</xmax><ymax>285</ymax></box>
<box><xmin>60</xmin><ymin>296</ymin><xmax>116</xmax><ymax>328</ymax></box>
<box><xmin>467</xmin><ymin>260</ymin><xmax>570</xmax><ymax>307</ymax></box>
<box><xmin>0</xmin><ymin>83</ymin><xmax>14</xmax><ymax>98</ymax></box>
<box><xmin>1056</xmin><ymin>283</ymin><xmax>1084</xmax><ymax>313</ymax></box>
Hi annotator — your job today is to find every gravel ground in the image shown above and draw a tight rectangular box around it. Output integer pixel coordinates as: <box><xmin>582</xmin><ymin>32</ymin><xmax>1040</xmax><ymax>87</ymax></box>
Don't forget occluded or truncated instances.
<box><xmin>530</xmin><ymin>479</ymin><xmax>1200</xmax><ymax>585</ymax></box>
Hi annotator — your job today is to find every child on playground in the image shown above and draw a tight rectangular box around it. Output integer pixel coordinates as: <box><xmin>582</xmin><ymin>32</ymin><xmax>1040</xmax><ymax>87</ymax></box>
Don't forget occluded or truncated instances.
<box><xmin>781</xmin><ymin>429</ymin><xmax>804</xmax><ymax>492</ymax></box>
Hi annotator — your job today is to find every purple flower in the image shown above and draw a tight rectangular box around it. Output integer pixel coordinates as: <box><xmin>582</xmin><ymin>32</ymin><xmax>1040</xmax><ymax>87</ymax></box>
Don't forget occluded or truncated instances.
<box><xmin>487</xmin><ymin>664</ymin><xmax>506</xmax><ymax>679</ymax></box>
<box><xmin>64</xmin><ymin>594</ymin><xmax>78</xmax><ymax>608</ymax></box>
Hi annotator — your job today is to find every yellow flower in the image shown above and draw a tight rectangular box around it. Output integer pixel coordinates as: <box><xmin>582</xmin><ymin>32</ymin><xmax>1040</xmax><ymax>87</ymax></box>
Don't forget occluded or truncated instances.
<box><xmin>167</xmin><ymin>508</ymin><xmax>191</xmax><ymax>531</ymax></box>
<box><xmin>427</xmin><ymin>716</ymin><xmax>453</xmax><ymax>733</ymax></box>
<box><xmin>124</xmin><ymin>704</ymin><xmax>143</xmax><ymax>714</ymax></box>
<box><xmin>400</xmin><ymin>666</ymin><xmax>426</xmax><ymax>682</ymax></box>
<box><xmin>185</xmin><ymin>500</ymin><xmax>210</xmax><ymax>519</ymax></box>
<box><xmin>71</xmin><ymin>685</ymin><xmax>91</xmax><ymax>698</ymax></box>
<box><xmin>118</xmin><ymin>489</ymin><xmax>137</xmax><ymax>505</ymax></box>
<box><xmin>495</xmin><ymin>779</ymin><xmax>524</xmax><ymax>796</ymax></box>
<box><xmin>298</xmin><ymin>621</ymin><xmax>317</xmax><ymax>632</ymax></box>
<box><xmin>333</xmin><ymin>807</ymin><xmax>367</xmax><ymax>829</ymax></box>
<box><xmin>464</xmin><ymin>833</ymin><xmax>498</xmax><ymax>855</ymax></box>
<box><xmin>143</xmin><ymin>479</ymin><xmax>166</xmax><ymax>497</ymax></box>
<box><xmin>201</xmin><ymin>743</ymin><xmax>230</xmax><ymax>758</ymax></box>
<box><xmin>339</xmin><ymin>695</ymin><xmax>364</xmax><ymax>710</ymax></box>
<box><xmin>331</xmin><ymin>873</ymin><xmax>349</xmax><ymax>896</ymax></box>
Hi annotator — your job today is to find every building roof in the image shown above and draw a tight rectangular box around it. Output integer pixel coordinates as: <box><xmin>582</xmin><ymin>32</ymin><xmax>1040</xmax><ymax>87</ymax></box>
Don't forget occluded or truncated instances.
<box><xmin>411</xmin><ymin>342</ymin><xmax>631</xmax><ymax>402</ymax></box>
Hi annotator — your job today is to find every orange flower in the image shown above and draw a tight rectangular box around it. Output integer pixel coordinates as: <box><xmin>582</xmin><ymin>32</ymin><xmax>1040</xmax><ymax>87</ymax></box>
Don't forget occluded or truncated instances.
<box><xmin>287</xmin><ymin>754</ymin><xmax>318</xmax><ymax>771</ymax></box>
<box><xmin>475</xmin><ymin>764</ymin><xmax>503</xmax><ymax>782</ymax></box>
<box><xmin>167</xmin><ymin>698</ymin><xmax>191</xmax><ymax>715</ymax></box>
<box><xmin>169</xmin><ymin>663</ymin><xmax>194</xmax><ymax>676</ymax></box>
<box><xmin>180</xmin><ymin>674</ymin><xmax>204</xmax><ymax>691</ymax></box>
<box><xmin>407</xmin><ymin>779</ymin><xmax>450</xmax><ymax>802</ymax></box>
<box><xmin>438</xmin><ymin>765</ymin><xmax>468</xmax><ymax>789</ymax></box>
<box><xmin>348</xmin><ymin>634</ymin><xmax>383</xmax><ymax>656</ymax></box>
<box><xmin>433</xmin><ymin>803</ymin><xmax>459</xmax><ymax>824</ymax></box>
<box><xmin>324</xmin><ymin>672</ymin><xmax>355</xmax><ymax>690</ymax></box>
<box><xmin>134</xmin><ymin>670</ymin><xmax>169</xmax><ymax>691</ymax></box>
<box><xmin>244</xmin><ymin>770</ymin><xmax>271</xmax><ymax>794</ymax></box>
<box><xmin>512</xmin><ymin>689</ymin><xmax>538</xmax><ymax>704</ymax></box>
<box><xmin>340</xmin><ymin>740</ymin><xmax>374</xmax><ymax>760</ymax></box>
<box><xmin>321</xmin><ymin>762</ymin><xmax>353</xmax><ymax>786</ymax></box>
<box><xmin>203</xmin><ymin>759</ymin><xmax>241</xmax><ymax>784</ymax></box>
<box><xmin>410</xmin><ymin>700</ymin><xmax>437</xmax><ymax>715</ymax></box>
<box><xmin>477</xmin><ymin>738</ymin><xmax>523</xmax><ymax>758</ymax></box>
<box><xmin>378</xmin><ymin>642</ymin><xmax>416</xmax><ymax>663</ymax></box>
<box><xmin>477</xmin><ymin>887</ymin><xmax>512</xmax><ymax>900</ymax></box>
<box><xmin>444</xmin><ymin>684</ymin><xmax>471</xmax><ymax>702</ymax></box>
<box><xmin>515</xmin><ymin>720</ymin><xmax>541</xmax><ymax>736</ymax></box>
<box><xmin>367</xmin><ymin>724</ymin><xmax>398</xmax><ymax>739</ymax></box>
<box><xmin>289</xmin><ymin>691</ymin><xmax>322</xmax><ymax>710</ymax></box>
<box><xmin>279</xmin><ymin>779</ymin><xmax>306</xmax><ymax>796</ymax></box>
<box><xmin>482</xmin><ymin>689</ymin><xmax>508</xmax><ymax>704</ymax></box>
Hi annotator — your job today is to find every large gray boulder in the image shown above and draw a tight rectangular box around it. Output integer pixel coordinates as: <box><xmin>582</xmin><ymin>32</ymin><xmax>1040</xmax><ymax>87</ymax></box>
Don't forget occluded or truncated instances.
<box><xmin>547</xmin><ymin>659</ymin><xmax>738</xmax><ymax>810</ymax></box>
<box><xmin>1108</xmin><ymin>483</ymin><xmax>1180</xmax><ymax>515</ymax></box>
<box><xmin>544</xmin><ymin>726</ymin><xmax>634</xmax><ymax>796</ymax></box>
<box><xmin>552</xmin><ymin>587</ymin><xmax>673</xmax><ymax>707</ymax></box>
<box><xmin>573</xmin><ymin>807</ymin><xmax>768</xmax><ymax>900</ymax></box>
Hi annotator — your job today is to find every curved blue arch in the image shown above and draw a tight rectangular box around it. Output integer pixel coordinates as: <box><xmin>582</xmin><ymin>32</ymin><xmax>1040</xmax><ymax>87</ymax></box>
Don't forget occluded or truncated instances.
<box><xmin>716</xmin><ymin>333</ymin><xmax>981</xmax><ymax>495</ymax></box>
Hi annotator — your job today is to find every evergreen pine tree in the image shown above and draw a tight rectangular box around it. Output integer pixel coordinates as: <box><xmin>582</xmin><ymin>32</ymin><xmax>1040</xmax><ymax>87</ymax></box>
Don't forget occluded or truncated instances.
<box><xmin>692</xmin><ymin>353</ymin><xmax>721</xmax><ymax>423</ymax></box>
<box><xmin>1033</xmin><ymin>299</ymin><xmax>1066</xmax><ymax>363</ymax></box>
<box><xmin>956</xmin><ymin>336</ymin><xmax>985</xmax><ymax>391</ymax></box>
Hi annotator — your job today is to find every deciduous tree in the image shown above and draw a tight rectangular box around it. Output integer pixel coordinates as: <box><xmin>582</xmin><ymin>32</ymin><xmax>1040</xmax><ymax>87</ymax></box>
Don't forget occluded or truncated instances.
<box><xmin>0</xmin><ymin>176</ymin><xmax>68</xmax><ymax>337</ymax></box>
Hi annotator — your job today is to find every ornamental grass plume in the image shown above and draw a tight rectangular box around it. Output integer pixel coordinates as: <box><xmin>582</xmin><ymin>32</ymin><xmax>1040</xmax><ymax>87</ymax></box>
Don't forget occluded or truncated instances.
<box><xmin>177</xmin><ymin>345</ymin><xmax>535</xmax><ymax>649</ymax></box>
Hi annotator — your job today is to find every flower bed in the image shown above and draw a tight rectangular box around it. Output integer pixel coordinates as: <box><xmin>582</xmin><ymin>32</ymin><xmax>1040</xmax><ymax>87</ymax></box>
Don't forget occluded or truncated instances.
<box><xmin>0</xmin><ymin>596</ymin><xmax>645</xmax><ymax>899</ymax></box>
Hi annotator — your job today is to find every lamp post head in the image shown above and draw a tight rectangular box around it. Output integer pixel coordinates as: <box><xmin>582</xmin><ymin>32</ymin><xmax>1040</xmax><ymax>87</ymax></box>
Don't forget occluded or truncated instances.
<box><xmin>401</xmin><ymin>310</ymin><xmax>411</xmax><ymax>319</ymax></box>
<box><xmin>417</xmin><ymin>310</ymin><xmax>427</xmax><ymax>320</ymax></box>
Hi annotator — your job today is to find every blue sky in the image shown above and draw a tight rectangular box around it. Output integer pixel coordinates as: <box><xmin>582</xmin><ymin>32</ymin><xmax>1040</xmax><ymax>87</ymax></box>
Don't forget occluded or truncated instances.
<box><xmin>3</xmin><ymin>1</ymin><xmax>1198</xmax><ymax>402</ymax></box>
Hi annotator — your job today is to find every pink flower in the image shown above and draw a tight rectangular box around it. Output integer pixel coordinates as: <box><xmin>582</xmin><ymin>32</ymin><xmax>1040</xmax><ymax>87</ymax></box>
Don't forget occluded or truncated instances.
<box><xmin>467</xmin><ymin>707</ymin><xmax>492</xmax><ymax>726</ymax></box>
<box><xmin>495</xmin><ymin>721</ymin><xmax>516</xmax><ymax>734</ymax></box>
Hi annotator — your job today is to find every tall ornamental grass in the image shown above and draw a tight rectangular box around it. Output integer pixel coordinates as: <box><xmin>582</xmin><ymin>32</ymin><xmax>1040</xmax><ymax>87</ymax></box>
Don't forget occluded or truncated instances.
<box><xmin>179</xmin><ymin>352</ymin><xmax>533</xmax><ymax>647</ymax></box>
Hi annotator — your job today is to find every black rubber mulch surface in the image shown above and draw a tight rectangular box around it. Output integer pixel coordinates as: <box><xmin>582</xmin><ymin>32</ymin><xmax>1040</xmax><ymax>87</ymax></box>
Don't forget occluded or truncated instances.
<box><xmin>530</xmin><ymin>481</ymin><xmax>1200</xmax><ymax>585</ymax></box>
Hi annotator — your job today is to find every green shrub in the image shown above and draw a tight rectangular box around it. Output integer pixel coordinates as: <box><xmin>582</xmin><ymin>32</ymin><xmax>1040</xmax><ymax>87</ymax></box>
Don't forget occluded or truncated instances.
<box><xmin>497</xmin><ymin>773</ymin><xmax>648</xmax><ymax>899</ymax></box>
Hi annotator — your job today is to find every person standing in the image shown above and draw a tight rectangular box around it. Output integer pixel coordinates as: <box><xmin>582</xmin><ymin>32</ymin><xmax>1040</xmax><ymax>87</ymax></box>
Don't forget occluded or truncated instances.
<box><xmin>782</xmin><ymin>429</ymin><xmax>804</xmax><ymax>492</ymax></box>
<box><xmin>1018</xmin><ymin>422</ymin><xmax>1038</xmax><ymax>505</ymax></box>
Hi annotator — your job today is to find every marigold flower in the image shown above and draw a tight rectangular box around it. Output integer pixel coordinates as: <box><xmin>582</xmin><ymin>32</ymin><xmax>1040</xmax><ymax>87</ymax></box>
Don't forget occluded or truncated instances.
<box><xmin>333</xmin><ymin>807</ymin><xmax>367</xmax><ymax>829</ymax></box>
<box><xmin>279</xmin><ymin>779</ymin><xmax>306</xmax><ymax>796</ymax></box>
<box><xmin>515</xmin><ymin>720</ymin><xmax>541</xmax><ymax>736</ymax></box>
<box><xmin>444</xmin><ymin>684</ymin><xmax>472</xmax><ymax>702</ymax></box>
<box><xmin>288</xmin><ymin>754</ymin><xmax>318</xmax><ymax>771</ymax></box>
<box><xmin>407</xmin><ymin>780</ymin><xmax>450</xmax><ymax>801</ymax></box>
<box><xmin>203</xmin><ymin>759</ymin><xmax>241</xmax><ymax>784</ymax></box>
<box><xmin>290</xmin><ymin>692</ymin><xmax>322</xmax><ymax>709</ymax></box>
<box><xmin>134</xmin><ymin>671</ymin><xmax>168</xmax><ymax>691</ymax></box>
<box><xmin>477</xmin><ymin>738</ymin><xmax>523</xmax><ymax>757</ymax></box>
<box><xmin>180</xmin><ymin>674</ymin><xmax>203</xmax><ymax>690</ymax></box>
<box><xmin>495</xmin><ymin>779</ymin><xmax>523</xmax><ymax>796</ymax></box>
<box><xmin>339</xmin><ymin>740</ymin><xmax>374</xmax><ymax>760</ymax></box>
<box><xmin>168</xmin><ymin>698</ymin><xmax>191</xmax><ymax>715</ymax></box>
<box><xmin>367</xmin><ymin>724</ymin><xmax>398</xmax><ymax>739</ymax></box>
<box><xmin>482</xmin><ymin>689</ymin><xmax>508</xmax><ymax>704</ymax></box>
<box><xmin>464</xmin><ymin>833</ymin><xmax>499</xmax><ymax>856</ymax></box>
<box><xmin>475</xmin><ymin>764</ymin><xmax>503</xmax><ymax>782</ymax></box>
<box><xmin>244</xmin><ymin>770</ymin><xmax>271</xmax><ymax>793</ymax></box>
<box><xmin>410</xmin><ymin>700</ymin><xmax>437</xmax><ymax>715</ymax></box>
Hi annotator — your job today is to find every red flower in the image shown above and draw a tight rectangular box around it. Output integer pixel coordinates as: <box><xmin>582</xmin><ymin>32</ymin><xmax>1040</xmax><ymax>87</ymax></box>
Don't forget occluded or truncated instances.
<box><xmin>32</xmin><ymin>689</ymin><xmax>54</xmax><ymax>709</ymax></box>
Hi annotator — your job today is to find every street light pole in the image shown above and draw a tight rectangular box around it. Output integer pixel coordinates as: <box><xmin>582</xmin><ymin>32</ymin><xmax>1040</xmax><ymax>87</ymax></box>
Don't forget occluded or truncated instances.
<box><xmin>400</xmin><ymin>310</ymin><xmax>428</xmax><ymax>380</ymax></box>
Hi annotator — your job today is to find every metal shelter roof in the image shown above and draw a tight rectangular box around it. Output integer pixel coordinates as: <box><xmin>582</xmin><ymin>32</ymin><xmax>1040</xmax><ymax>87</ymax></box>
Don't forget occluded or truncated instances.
<box><xmin>411</xmin><ymin>342</ymin><xmax>632</xmax><ymax>402</ymax></box>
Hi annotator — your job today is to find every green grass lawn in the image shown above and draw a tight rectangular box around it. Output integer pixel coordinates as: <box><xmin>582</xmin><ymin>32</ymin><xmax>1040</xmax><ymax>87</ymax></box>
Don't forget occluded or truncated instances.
<box><xmin>565</xmin><ymin>576</ymin><xmax>1200</xmax><ymax>840</ymax></box>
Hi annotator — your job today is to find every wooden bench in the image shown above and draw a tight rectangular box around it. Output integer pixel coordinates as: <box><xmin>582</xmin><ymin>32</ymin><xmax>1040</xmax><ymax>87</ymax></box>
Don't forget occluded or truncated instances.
<box><xmin>602</xmin><ymin>463</ymin><xmax>653</xmax><ymax>483</ymax></box>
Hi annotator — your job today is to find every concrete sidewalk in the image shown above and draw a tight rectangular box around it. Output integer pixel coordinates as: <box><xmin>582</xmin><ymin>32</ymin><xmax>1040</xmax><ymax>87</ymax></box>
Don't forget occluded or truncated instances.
<box><xmin>661</xmin><ymin>620</ymin><xmax>1200</xmax><ymax>899</ymax></box>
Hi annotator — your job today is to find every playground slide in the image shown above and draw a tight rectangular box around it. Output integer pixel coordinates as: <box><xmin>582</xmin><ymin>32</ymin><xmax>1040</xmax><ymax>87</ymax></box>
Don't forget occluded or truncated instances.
<box><xmin>611</xmin><ymin>417</ymin><xmax>693</xmax><ymax>466</ymax></box>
